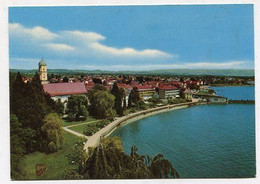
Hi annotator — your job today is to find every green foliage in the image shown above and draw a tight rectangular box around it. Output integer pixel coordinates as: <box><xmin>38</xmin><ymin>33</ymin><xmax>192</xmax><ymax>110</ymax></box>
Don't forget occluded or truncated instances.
<box><xmin>136</xmin><ymin>101</ymin><xmax>149</xmax><ymax>110</ymax></box>
<box><xmin>47</xmin><ymin>142</ymin><xmax>58</xmax><ymax>153</ymax></box>
<box><xmin>67</xmin><ymin>113</ymin><xmax>76</xmax><ymax>122</ymax></box>
<box><xmin>83</xmin><ymin>124</ymin><xmax>99</xmax><ymax>136</ymax></box>
<box><xmin>10</xmin><ymin>114</ymin><xmax>26</xmax><ymax>179</ymax></box>
<box><xmin>63</xmin><ymin>76</ymin><xmax>69</xmax><ymax>82</ymax></box>
<box><xmin>68</xmin><ymin>137</ymin><xmax>179</xmax><ymax>179</ymax></box>
<box><xmin>188</xmin><ymin>83</ymin><xmax>200</xmax><ymax>90</ymax></box>
<box><xmin>111</xmin><ymin>83</ymin><xmax>125</xmax><ymax>116</ymax></box>
<box><xmin>19</xmin><ymin>132</ymin><xmax>79</xmax><ymax>180</ymax></box>
<box><xmin>66</xmin><ymin>137</ymin><xmax>88</xmax><ymax>166</ymax></box>
<box><xmin>55</xmin><ymin>99</ymin><xmax>64</xmax><ymax>114</ymax></box>
<box><xmin>10</xmin><ymin>72</ymin><xmax>56</xmax><ymax>153</ymax></box>
<box><xmin>88</xmin><ymin>88</ymin><xmax>116</xmax><ymax>119</ymax></box>
<box><xmin>208</xmin><ymin>89</ymin><xmax>215</xmax><ymax>94</ymax></box>
<box><xmin>128</xmin><ymin>87</ymin><xmax>141</xmax><ymax>108</ymax></box>
<box><xmin>150</xmin><ymin>154</ymin><xmax>180</xmax><ymax>178</ymax></box>
<box><xmin>83</xmin><ymin>120</ymin><xmax>110</xmax><ymax>136</ymax></box>
<box><xmin>62</xmin><ymin>169</ymin><xmax>84</xmax><ymax>179</ymax></box>
<box><xmin>148</xmin><ymin>97</ymin><xmax>162</xmax><ymax>104</ymax></box>
<box><xmin>168</xmin><ymin>98</ymin><xmax>189</xmax><ymax>104</ymax></box>
<box><xmin>66</xmin><ymin>95</ymin><xmax>88</xmax><ymax>121</ymax></box>
<box><xmin>41</xmin><ymin>113</ymin><xmax>64</xmax><ymax>153</ymax></box>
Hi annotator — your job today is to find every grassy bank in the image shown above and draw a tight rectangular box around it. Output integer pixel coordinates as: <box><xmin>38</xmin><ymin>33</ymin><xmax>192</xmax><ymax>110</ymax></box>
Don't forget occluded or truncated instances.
<box><xmin>62</xmin><ymin>116</ymin><xmax>97</xmax><ymax>127</ymax></box>
<box><xmin>19</xmin><ymin>132</ymin><xmax>80</xmax><ymax>180</ymax></box>
<box><xmin>69</xmin><ymin>123</ymin><xmax>92</xmax><ymax>134</ymax></box>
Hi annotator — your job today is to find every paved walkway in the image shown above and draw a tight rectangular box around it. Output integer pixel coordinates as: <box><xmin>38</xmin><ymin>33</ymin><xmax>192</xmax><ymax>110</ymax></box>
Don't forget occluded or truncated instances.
<box><xmin>63</xmin><ymin>127</ymin><xmax>89</xmax><ymax>139</ymax></box>
<box><xmin>83</xmin><ymin>102</ymin><xmax>195</xmax><ymax>151</ymax></box>
<box><xmin>63</xmin><ymin>102</ymin><xmax>196</xmax><ymax>152</ymax></box>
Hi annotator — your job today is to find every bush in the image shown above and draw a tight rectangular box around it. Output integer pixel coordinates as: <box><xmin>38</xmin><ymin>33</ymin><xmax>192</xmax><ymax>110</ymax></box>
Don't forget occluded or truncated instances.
<box><xmin>67</xmin><ymin>113</ymin><xmax>76</xmax><ymax>122</ymax></box>
<box><xmin>96</xmin><ymin>120</ymin><xmax>110</xmax><ymax>129</ymax></box>
<box><xmin>62</xmin><ymin>169</ymin><xmax>83</xmax><ymax>179</ymax></box>
<box><xmin>83</xmin><ymin>124</ymin><xmax>99</xmax><ymax>136</ymax></box>
<box><xmin>48</xmin><ymin>142</ymin><xmax>58</xmax><ymax>153</ymax></box>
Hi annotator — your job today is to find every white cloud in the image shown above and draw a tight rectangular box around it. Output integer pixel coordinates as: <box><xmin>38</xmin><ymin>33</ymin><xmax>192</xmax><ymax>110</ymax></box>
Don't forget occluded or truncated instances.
<box><xmin>60</xmin><ymin>30</ymin><xmax>105</xmax><ymax>42</ymax></box>
<box><xmin>90</xmin><ymin>42</ymin><xmax>173</xmax><ymax>58</ymax></box>
<box><xmin>9</xmin><ymin>23</ymin><xmax>57</xmax><ymax>41</ymax></box>
<box><xmin>42</xmin><ymin>43</ymin><xmax>75</xmax><ymax>51</ymax></box>
<box><xmin>9</xmin><ymin>23</ymin><xmax>174</xmax><ymax>59</ymax></box>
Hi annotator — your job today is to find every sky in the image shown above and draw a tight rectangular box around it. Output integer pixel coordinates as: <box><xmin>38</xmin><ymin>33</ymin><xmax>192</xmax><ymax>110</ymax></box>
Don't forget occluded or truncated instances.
<box><xmin>9</xmin><ymin>5</ymin><xmax>254</xmax><ymax>71</ymax></box>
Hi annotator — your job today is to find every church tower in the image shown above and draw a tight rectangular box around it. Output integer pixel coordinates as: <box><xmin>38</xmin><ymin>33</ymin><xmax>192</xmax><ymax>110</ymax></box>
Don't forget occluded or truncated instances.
<box><xmin>38</xmin><ymin>59</ymin><xmax>48</xmax><ymax>84</ymax></box>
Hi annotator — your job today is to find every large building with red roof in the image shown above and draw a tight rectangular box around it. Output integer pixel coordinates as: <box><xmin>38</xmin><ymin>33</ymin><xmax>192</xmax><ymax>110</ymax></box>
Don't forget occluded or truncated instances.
<box><xmin>158</xmin><ymin>85</ymin><xmax>180</xmax><ymax>99</ymax></box>
<box><xmin>43</xmin><ymin>82</ymin><xmax>88</xmax><ymax>103</ymax></box>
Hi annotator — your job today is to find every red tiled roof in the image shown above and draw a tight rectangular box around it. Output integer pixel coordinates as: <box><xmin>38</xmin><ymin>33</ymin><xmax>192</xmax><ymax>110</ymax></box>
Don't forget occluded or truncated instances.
<box><xmin>136</xmin><ymin>85</ymin><xmax>155</xmax><ymax>91</ymax></box>
<box><xmin>43</xmin><ymin>83</ymin><xmax>87</xmax><ymax>97</ymax></box>
<box><xmin>171</xmin><ymin>81</ymin><xmax>182</xmax><ymax>85</ymax></box>
<box><xmin>158</xmin><ymin>85</ymin><xmax>178</xmax><ymax>90</ymax></box>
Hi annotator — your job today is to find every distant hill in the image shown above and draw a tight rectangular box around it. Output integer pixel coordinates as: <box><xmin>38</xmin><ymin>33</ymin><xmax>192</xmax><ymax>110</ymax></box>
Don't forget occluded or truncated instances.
<box><xmin>9</xmin><ymin>68</ymin><xmax>254</xmax><ymax>76</ymax></box>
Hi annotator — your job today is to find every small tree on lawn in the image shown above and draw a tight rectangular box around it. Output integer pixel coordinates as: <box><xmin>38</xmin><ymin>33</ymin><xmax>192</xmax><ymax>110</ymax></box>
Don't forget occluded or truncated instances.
<box><xmin>41</xmin><ymin>113</ymin><xmax>64</xmax><ymax>153</ymax></box>
<box><xmin>66</xmin><ymin>95</ymin><xmax>88</xmax><ymax>121</ymax></box>
<box><xmin>88</xmin><ymin>90</ymin><xmax>116</xmax><ymax>119</ymax></box>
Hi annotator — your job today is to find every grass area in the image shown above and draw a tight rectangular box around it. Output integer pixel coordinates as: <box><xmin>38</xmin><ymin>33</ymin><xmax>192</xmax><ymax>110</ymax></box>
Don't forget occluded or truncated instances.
<box><xmin>197</xmin><ymin>90</ymin><xmax>209</xmax><ymax>95</ymax></box>
<box><xmin>20</xmin><ymin>132</ymin><xmax>81</xmax><ymax>180</ymax></box>
<box><xmin>62</xmin><ymin>116</ymin><xmax>97</xmax><ymax>127</ymax></box>
<box><xmin>68</xmin><ymin>120</ymin><xmax>111</xmax><ymax>136</ymax></box>
<box><xmin>68</xmin><ymin>123</ymin><xmax>94</xmax><ymax>134</ymax></box>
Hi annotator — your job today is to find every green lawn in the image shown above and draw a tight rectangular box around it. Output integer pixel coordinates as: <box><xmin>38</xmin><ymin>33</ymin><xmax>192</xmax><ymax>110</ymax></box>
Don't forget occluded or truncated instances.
<box><xmin>20</xmin><ymin>132</ymin><xmax>81</xmax><ymax>180</ymax></box>
<box><xmin>197</xmin><ymin>90</ymin><xmax>209</xmax><ymax>95</ymax></box>
<box><xmin>69</xmin><ymin>124</ymin><xmax>89</xmax><ymax>134</ymax></box>
<box><xmin>62</xmin><ymin>116</ymin><xmax>97</xmax><ymax>127</ymax></box>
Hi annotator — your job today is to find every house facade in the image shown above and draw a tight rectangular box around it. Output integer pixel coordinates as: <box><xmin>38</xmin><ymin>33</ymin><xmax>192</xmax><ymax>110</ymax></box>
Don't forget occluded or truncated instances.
<box><xmin>158</xmin><ymin>86</ymin><xmax>180</xmax><ymax>99</ymax></box>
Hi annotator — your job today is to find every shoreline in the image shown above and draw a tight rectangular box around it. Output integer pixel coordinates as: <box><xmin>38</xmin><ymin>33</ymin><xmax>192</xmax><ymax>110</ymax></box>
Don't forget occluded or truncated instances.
<box><xmin>105</xmin><ymin>105</ymin><xmax>189</xmax><ymax>138</ymax></box>
<box><xmin>83</xmin><ymin>102</ymin><xmax>197</xmax><ymax>151</ymax></box>
<box><xmin>210</xmin><ymin>85</ymin><xmax>254</xmax><ymax>87</ymax></box>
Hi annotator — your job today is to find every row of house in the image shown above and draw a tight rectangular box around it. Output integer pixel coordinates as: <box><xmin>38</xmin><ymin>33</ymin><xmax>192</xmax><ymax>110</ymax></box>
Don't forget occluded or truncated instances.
<box><xmin>38</xmin><ymin>59</ymin><xmax>227</xmax><ymax>104</ymax></box>
<box><xmin>42</xmin><ymin>81</ymin><xmax>182</xmax><ymax>104</ymax></box>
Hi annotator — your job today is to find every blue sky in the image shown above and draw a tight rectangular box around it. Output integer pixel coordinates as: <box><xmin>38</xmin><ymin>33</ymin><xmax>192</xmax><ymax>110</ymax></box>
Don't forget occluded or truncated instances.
<box><xmin>9</xmin><ymin>5</ymin><xmax>254</xmax><ymax>70</ymax></box>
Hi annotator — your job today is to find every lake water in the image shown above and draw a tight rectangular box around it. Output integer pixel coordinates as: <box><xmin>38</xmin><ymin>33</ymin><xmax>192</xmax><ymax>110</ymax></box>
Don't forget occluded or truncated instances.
<box><xmin>110</xmin><ymin>86</ymin><xmax>255</xmax><ymax>178</ymax></box>
<box><xmin>211</xmin><ymin>86</ymin><xmax>255</xmax><ymax>100</ymax></box>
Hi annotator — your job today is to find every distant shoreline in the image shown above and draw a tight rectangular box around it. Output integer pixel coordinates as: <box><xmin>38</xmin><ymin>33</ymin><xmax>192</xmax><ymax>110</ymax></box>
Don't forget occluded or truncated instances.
<box><xmin>9</xmin><ymin>68</ymin><xmax>254</xmax><ymax>77</ymax></box>
<box><xmin>211</xmin><ymin>84</ymin><xmax>254</xmax><ymax>87</ymax></box>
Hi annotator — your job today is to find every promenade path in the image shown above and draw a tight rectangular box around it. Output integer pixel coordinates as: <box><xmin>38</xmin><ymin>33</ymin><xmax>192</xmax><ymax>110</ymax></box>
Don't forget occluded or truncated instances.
<box><xmin>63</xmin><ymin>102</ymin><xmax>195</xmax><ymax>152</ymax></box>
<box><xmin>63</xmin><ymin>120</ymin><xmax>99</xmax><ymax>138</ymax></box>
<box><xmin>63</xmin><ymin>127</ymin><xmax>89</xmax><ymax>139</ymax></box>
<box><xmin>83</xmin><ymin>102</ymin><xmax>195</xmax><ymax>151</ymax></box>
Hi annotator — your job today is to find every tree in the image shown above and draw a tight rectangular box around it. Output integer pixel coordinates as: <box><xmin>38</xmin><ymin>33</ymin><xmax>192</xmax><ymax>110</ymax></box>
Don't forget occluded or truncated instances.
<box><xmin>93</xmin><ymin>78</ymin><xmax>102</xmax><ymax>84</ymax></box>
<box><xmin>128</xmin><ymin>87</ymin><xmax>141</xmax><ymax>108</ymax></box>
<box><xmin>10</xmin><ymin>72</ymin><xmax>55</xmax><ymax>152</ymax></box>
<box><xmin>149</xmin><ymin>154</ymin><xmax>179</xmax><ymax>178</ymax></box>
<box><xmin>66</xmin><ymin>137</ymin><xmax>179</xmax><ymax>179</ymax></box>
<box><xmin>55</xmin><ymin>99</ymin><xmax>64</xmax><ymax>114</ymax></box>
<box><xmin>51</xmin><ymin>73</ymin><xmax>55</xmax><ymax>78</ymax></box>
<box><xmin>111</xmin><ymin>83</ymin><xmax>125</xmax><ymax>116</ymax></box>
<box><xmin>10</xmin><ymin>114</ymin><xmax>26</xmax><ymax>179</ymax></box>
<box><xmin>63</xmin><ymin>76</ymin><xmax>69</xmax><ymax>82</ymax></box>
<box><xmin>208</xmin><ymin>89</ymin><xmax>215</xmax><ymax>94</ymax></box>
<box><xmin>66</xmin><ymin>95</ymin><xmax>88</xmax><ymax>121</ymax></box>
<box><xmin>88</xmin><ymin>90</ymin><xmax>116</xmax><ymax>119</ymax></box>
<box><xmin>41</xmin><ymin>113</ymin><xmax>64</xmax><ymax>153</ymax></box>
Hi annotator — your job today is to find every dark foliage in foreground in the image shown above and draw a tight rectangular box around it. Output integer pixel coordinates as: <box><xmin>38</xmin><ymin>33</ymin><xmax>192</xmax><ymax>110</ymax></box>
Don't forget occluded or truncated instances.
<box><xmin>63</xmin><ymin>137</ymin><xmax>179</xmax><ymax>179</ymax></box>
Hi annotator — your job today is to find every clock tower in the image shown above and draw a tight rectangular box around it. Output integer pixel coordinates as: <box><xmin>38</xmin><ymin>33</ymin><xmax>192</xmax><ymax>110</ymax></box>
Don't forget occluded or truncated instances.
<box><xmin>38</xmin><ymin>59</ymin><xmax>48</xmax><ymax>84</ymax></box>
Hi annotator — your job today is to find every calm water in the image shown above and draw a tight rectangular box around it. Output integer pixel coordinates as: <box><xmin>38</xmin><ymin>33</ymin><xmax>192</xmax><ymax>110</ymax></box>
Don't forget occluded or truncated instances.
<box><xmin>211</xmin><ymin>86</ymin><xmax>255</xmax><ymax>100</ymax></box>
<box><xmin>111</xmin><ymin>86</ymin><xmax>255</xmax><ymax>178</ymax></box>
